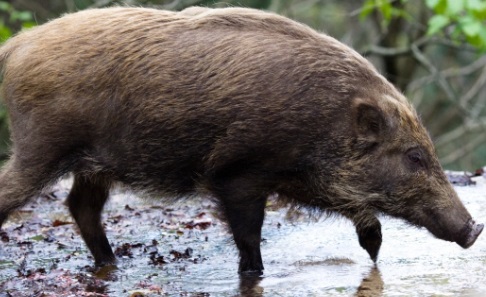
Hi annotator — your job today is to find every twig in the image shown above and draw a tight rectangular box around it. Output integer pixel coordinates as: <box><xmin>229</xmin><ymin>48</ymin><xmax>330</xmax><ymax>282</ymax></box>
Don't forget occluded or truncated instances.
<box><xmin>440</xmin><ymin>130</ymin><xmax>486</xmax><ymax>166</ymax></box>
<box><xmin>470</xmin><ymin>88</ymin><xmax>486</xmax><ymax>119</ymax></box>
<box><xmin>435</xmin><ymin>117</ymin><xmax>486</xmax><ymax>146</ymax></box>
<box><xmin>361</xmin><ymin>36</ymin><xmax>430</xmax><ymax>57</ymax></box>
<box><xmin>431</xmin><ymin>37</ymin><xmax>477</xmax><ymax>52</ymax></box>
<box><xmin>406</xmin><ymin>55</ymin><xmax>486</xmax><ymax>96</ymax></box>
<box><xmin>410</xmin><ymin>43</ymin><xmax>470</xmax><ymax>118</ymax></box>
<box><xmin>362</xmin><ymin>35</ymin><xmax>477</xmax><ymax>58</ymax></box>
<box><xmin>460</xmin><ymin>67</ymin><xmax>486</xmax><ymax>107</ymax></box>
<box><xmin>460</xmin><ymin>69</ymin><xmax>486</xmax><ymax>118</ymax></box>
<box><xmin>439</xmin><ymin>55</ymin><xmax>486</xmax><ymax>78</ymax></box>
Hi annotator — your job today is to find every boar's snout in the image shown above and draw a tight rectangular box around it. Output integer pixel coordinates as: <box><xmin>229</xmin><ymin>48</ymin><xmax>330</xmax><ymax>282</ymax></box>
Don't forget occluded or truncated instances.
<box><xmin>426</xmin><ymin>201</ymin><xmax>484</xmax><ymax>249</ymax></box>
<box><xmin>403</xmin><ymin>180</ymin><xmax>484</xmax><ymax>249</ymax></box>
<box><xmin>456</xmin><ymin>219</ymin><xmax>483</xmax><ymax>249</ymax></box>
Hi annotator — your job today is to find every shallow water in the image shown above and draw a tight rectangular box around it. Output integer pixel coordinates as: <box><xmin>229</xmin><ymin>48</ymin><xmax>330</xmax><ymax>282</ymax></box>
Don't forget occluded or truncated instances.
<box><xmin>1</xmin><ymin>176</ymin><xmax>485</xmax><ymax>296</ymax></box>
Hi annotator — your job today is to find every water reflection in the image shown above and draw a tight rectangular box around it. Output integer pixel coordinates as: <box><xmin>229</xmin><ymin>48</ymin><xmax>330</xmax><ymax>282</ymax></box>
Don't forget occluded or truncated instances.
<box><xmin>238</xmin><ymin>275</ymin><xmax>263</xmax><ymax>297</ymax></box>
<box><xmin>355</xmin><ymin>266</ymin><xmax>383</xmax><ymax>297</ymax></box>
<box><xmin>234</xmin><ymin>265</ymin><xmax>383</xmax><ymax>297</ymax></box>
<box><xmin>92</xmin><ymin>264</ymin><xmax>118</xmax><ymax>281</ymax></box>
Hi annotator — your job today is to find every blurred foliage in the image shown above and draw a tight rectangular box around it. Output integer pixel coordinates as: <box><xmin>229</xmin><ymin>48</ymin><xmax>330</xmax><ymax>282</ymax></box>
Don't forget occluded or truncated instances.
<box><xmin>0</xmin><ymin>1</ymin><xmax>35</xmax><ymax>159</ymax></box>
<box><xmin>1</xmin><ymin>0</ymin><xmax>486</xmax><ymax>170</ymax></box>
<box><xmin>360</xmin><ymin>0</ymin><xmax>486</xmax><ymax>50</ymax></box>
<box><xmin>426</xmin><ymin>0</ymin><xmax>486</xmax><ymax>50</ymax></box>
<box><xmin>0</xmin><ymin>1</ymin><xmax>35</xmax><ymax>40</ymax></box>
<box><xmin>360</xmin><ymin>0</ymin><xmax>411</xmax><ymax>28</ymax></box>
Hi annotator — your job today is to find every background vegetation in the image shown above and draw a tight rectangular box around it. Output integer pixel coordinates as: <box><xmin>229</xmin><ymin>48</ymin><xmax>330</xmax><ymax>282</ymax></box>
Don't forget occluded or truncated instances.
<box><xmin>1</xmin><ymin>0</ymin><xmax>486</xmax><ymax>170</ymax></box>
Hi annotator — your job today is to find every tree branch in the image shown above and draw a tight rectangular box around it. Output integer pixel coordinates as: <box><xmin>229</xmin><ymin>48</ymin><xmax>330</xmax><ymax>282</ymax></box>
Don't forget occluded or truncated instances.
<box><xmin>460</xmin><ymin>67</ymin><xmax>486</xmax><ymax>108</ymax></box>
<box><xmin>361</xmin><ymin>36</ymin><xmax>477</xmax><ymax>58</ymax></box>
<box><xmin>406</xmin><ymin>55</ymin><xmax>486</xmax><ymax>97</ymax></box>
<box><xmin>410</xmin><ymin>43</ymin><xmax>470</xmax><ymax>118</ymax></box>
<box><xmin>440</xmin><ymin>131</ymin><xmax>486</xmax><ymax>166</ymax></box>
<box><xmin>435</xmin><ymin>117</ymin><xmax>486</xmax><ymax>146</ymax></box>
<box><xmin>361</xmin><ymin>36</ymin><xmax>430</xmax><ymax>57</ymax></box>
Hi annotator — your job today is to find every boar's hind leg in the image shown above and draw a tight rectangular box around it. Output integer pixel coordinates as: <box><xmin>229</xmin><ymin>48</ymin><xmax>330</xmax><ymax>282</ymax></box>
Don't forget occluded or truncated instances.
<box><xmin>0</xmin><ymin>157</ymin><xmax>58</xmax><ymax>228</ymax></box>
<box><xmin>67</xmin><ymin>174</ymin><xmax>114</xmax><ymax>266</ymax></box>
<box><xmin>212</xmin><ymin>176</ymin><xmax>267</xmax><ymax>275</ymax></box>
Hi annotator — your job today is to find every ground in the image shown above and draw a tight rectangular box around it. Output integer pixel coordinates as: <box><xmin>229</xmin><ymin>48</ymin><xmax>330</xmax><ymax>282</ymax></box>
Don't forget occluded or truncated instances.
<box><xmin>1</xmin><ymin>173</ymin><xmax>485</xmax><ymax>296</ymax></box>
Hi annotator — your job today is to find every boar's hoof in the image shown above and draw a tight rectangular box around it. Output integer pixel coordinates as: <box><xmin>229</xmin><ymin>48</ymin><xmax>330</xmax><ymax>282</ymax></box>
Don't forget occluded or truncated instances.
<box><xmin>91</xmin><ymin>263</ymin><xmax>118</xmax><ymax>279</ymax></box>
<box><xmin>238</xmin><ymin>260</ymin><xmax>264</xmax><ymax>276</ymax></box>
<box><xmin>238</xmin><ymin>263</ymin><xmax>264</xmax><ymax>276</ymax></box>
<box><xmin>239</xmin><ymin>269</ymin><xmax>264</xmax><ymax>277</ymax></box>
<box><xmin>458</xmin><ymin>220</ymin><xmax>484</xmax><ymax>249</ymax></box>
<box><xmin>94</xmin><ymin>257</ymin><xmax>117</xmax><ymax>268</ymax></box>
<box><xmin>357</xmin><ymin>225</ymin><xmax>382</xmax><ymax>263</ymax></box>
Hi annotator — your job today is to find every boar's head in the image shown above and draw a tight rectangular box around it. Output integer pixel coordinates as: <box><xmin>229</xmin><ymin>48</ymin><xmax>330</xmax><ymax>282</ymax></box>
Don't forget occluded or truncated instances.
<box><xmin>330</xmin><ymin>90</ymin><xmax>483</xmax><ymax>252</ymax></box>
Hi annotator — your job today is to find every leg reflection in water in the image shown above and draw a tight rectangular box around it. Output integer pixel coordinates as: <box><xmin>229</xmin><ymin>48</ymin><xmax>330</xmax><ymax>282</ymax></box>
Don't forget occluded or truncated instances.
<box><xmin>238</xmin><ymin>275</ymin><xmax>263</xmax><ymax>297</ymax></box>
<box><xmin>235</xmin><ymin>265</ymin><xmax>382</xmax><ymax>296</ymax></box>
<box><xmin>355</xmin><ymin>265</ymin><xmax>384</xmax><ymax>297</ymax></box>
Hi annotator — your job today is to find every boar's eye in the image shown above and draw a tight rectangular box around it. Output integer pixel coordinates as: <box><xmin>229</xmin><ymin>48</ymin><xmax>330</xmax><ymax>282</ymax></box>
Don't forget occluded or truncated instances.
<box><xmin>406</xmin><ymin>149</ymin><xmax>426</xmax><ymax>170</ymax></box>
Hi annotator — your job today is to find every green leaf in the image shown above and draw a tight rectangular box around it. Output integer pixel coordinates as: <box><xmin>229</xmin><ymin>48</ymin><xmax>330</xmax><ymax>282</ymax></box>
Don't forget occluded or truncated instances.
<box><xmin>429</xmin><ymin>0</ymin><xmax>448</xmax><ymax>13</ymax></box>
<box><xmin>21</xmin><ymin>21</ymin><xmax>36</xmax><ymax>30</ymax></box>
<box><xmin>468</xmin><ymin>0</ymin><xmax>486</xmax><ymax>18</ymax></box>
<box><xmin>478</xmin><ymin>26</ymin><xmax>486</xmax><ymax>48</ymax></box>
<box><xmin>10</xmin><ymin>11</ymin><xmax>32</xmax><ymax>22</ymax></box>
<box><xmin>0</xmin><ymin>25</ymin><xmax>12</xmax><ymax>42</ymax></box>
<box><xmin>394</xmin><ymin>8</ymin><xmax>414</xmax><ymax>21</ymax></box>
<box><xmin>460</xmin><ymin>17</ymin><xmax>482</xmax><ymax>37</ymax></box>
<box><xmin>17</xmin><ymin>11</ymin><xmax>32</xmax><ymax>22</ymax></box>
<box><xmin>472</xmin><ymin>9</ymin><xmax>486</xmax><ymax>19</ymax></box>
<box><xmin>467</xmin><ymin>0</ymin><xmax>483</xmax><ymax>10</ymax></box>
<box><xmin>379</xmin><ymin>1</ymin><xmax>393</xmax><ymax>21</ymax></box>
<box><xmin>427</xmin><ymin>15</ymin><xmax>450</xmax><ymax>35</ymax></box>
<box><xmin>360</xmin><ymin>0</ymin><xmax>376</xmax><ymax>20</ymax></box>
<box><xmin>0</xmin><ymin>1</ymin><xmax>10</xmax><ymax>11</ymax></box>
<box><xmin>466</xmin><ymin>34</ymin><xmax>481</xmax><ymax>48</ymax></box>
<box><xmin>426</xmin><ymin>0</ymin><xmax>441</xmax><ymax>9</ymax></box>
<box><xmin>447</xmin><ymin>0</ymin><xmax>465</xmax><ymax>15</ymax></box>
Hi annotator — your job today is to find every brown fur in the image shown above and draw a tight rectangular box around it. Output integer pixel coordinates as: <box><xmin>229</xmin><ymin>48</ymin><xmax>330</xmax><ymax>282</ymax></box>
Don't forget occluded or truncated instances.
<box><xmin>0</xmin><ymin>6</ymin><xmax>481</xmax><ymax>274</ymax></box>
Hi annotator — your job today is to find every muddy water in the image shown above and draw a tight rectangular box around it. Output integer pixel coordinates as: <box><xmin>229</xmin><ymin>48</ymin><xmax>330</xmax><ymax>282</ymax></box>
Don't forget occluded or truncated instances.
<box><xmin>1</xmin><ymin>176</ymin><xmax>485</xmax><ymax>296</ymax></box>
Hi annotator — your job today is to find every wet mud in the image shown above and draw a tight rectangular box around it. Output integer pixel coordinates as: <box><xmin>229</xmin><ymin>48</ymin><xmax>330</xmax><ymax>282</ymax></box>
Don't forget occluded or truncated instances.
<box><xmin>1</xmin><ymin>176</ymin><xmax>485</xmax><ymax>296</ymax></box>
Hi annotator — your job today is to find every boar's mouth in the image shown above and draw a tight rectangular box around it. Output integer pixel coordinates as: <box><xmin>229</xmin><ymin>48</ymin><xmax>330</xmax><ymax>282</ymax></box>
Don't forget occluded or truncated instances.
<box><xmin>455</xmin><ymin>219</ymin><xmax>484</xmax><ymax>249</ymax></box>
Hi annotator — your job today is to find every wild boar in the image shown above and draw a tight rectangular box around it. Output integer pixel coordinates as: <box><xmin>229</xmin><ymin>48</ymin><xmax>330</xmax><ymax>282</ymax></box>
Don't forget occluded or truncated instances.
<box><xmin>0</xmin><ymin>6</ymin><xmax>483</xmax><ymax>275</ymax></box>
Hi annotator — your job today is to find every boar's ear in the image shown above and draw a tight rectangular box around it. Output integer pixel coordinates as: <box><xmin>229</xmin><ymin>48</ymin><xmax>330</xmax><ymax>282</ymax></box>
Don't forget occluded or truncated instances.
<box><xmin>354</xmin><ymin>100</ymin><xmax>386</xmax><ymax>141</ymax></box>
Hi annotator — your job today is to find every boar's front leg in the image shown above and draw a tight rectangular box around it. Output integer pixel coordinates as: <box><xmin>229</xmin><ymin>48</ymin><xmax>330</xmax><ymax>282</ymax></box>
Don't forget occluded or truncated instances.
<box><xmin>343</xmin><ymin>213</ymin><xmax>382</xmax><ymax>262</ymax></box>
<box><xmin>356</xmin><ymin>218</ymin><xmax>382</xmax><ymax>262</ymax></box>
<box><xmin>211</xmin><ymin>174</ymin><xmax>268</xmax><ymax>275</ymax></box>
<box><xmin>225</xmin><ymin>198</ymin><xmax>266</xmax><ymax>275</ymax></box>
<box><xmin>67</xmin><ymin>174</ymin><xmax>115</xmax><ymax>266</ymax></box>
